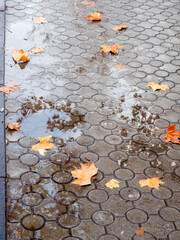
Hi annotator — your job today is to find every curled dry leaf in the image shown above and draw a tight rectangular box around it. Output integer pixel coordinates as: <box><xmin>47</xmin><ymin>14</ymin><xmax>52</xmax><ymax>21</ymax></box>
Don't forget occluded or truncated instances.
<box><xmin>106</xmin><ymin>179</ymin><xmax>120</xmax><ymax>189</ymax></box>
<box><xmin>163</xmin><ymin>124</ymin><xmax>180</xmax><ymax>144</ymax></box>
<box><xmin>85</xmin><ymin>12</ymin><xmax>101</xmax><ymax>21</ymax></box>
<box><xmin>31</xmin><ymin>48</ymin><xmax>46</xmax><ymax>54</ymax></box>
<box><xmin>139</xmin><ymin>177</ymin><xmax>164</xmax><ymax>190</ymax></box>
<box><xmin>115</xmin><ymin>64</ymin><xmax>125</xmax><ymax>69</ymax></box>
<box><xmin>113</xmin><ymin>25</ymin><xmax>127</xmax><ymax>31</ymax></box>
<box><xmin>12</xmin><ymin>49</ymin><xmax>29</xmax><ymax>62</ymax></box>
<box><xmin>0</xmin><ymin>82</ymin><xmax>20</xmax><ymax>95</ymax></box>
<box><xmin>147</xmin><ymin>82</ymin><xmax>169</xmax><ymax>91</ymax></box>
<box><xmin>34</xmin><ymin>17</ymin><xmax>47</xmax><ymax>24</ymax></box>
<box><xmin>71</xmin><ymin>162</ymin><xmax>98</xmax><ymax>186</ymax></box>
<box><xmin>7</xmin><ymin>123</ymin><xmax>20</xmax><ymax>131</ymax></box>
<box><xmin>31</xmin><ymin>135</ymin><xmax>56</xmax><ymax>152</ymax></box>
<box><xmin>135</xmin><ymin>227</ymin><xmax>146</xmax><ymax>236</ymax></box>
<box><xmin>100</xmin><ymin>44</ymin><xmax>124</xmax><ymax>55</ymax></box>
<box><xmin>81</xmin><ymin>1</ymin><xmax>96</xmax><ymax>7</ymax></box>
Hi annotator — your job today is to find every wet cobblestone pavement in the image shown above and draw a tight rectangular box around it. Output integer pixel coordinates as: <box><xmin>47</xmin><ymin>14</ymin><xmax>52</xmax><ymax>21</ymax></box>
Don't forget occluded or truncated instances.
<box><xmin>4</xmin><ymin>0</ymin><xmax>180</xmax><ymax>239</ymax></box>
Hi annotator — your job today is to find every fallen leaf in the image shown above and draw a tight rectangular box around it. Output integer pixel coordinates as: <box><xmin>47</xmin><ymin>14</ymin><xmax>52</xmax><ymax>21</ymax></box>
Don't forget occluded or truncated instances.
<box><xmin>31</xmin><ymin>48</ymin><xmax>46</xmax><ymax>54</ymax></box>
<box><xmin>115</xmin><ymin>64</ymin><xmax>125</xmax><ymax>69</ymax></box>
<box><xmin>12</xmin><ymin>49</ymin><xmax>29</xmax><ymax>62</ymax></box>
<box><xmin>71</xmin><ymin>162</ymin><xmax>98</xmax><ymax>186</ymax></box>
<box><xmin>113</xmin><ymin>25</ymin><xmax>127</xmax><ymax>31</ymax></box>
<box><xmin>163</xmin><ymin>124</ymin><xmax>180</xmax><ymax>144</ymax></box>
<box><xmin>81</xmin><ymin>1</ymin><xmax>96</xmax><ymax>7</ymax></box>
<box><xmin>139</xmin><ymin>177</ymin><xmax>165</xmax><ymax>190</ymax></box>
<box><xmin>106</xmin><ymin>179</ymin><xmax>120</xmax><ymax>189</ymax></box>
<box><xmin>135</xmin><ymin>227</ymin><xmax>146</xmax><ymax>236</ymax></box>
<box><xmin>7</xmin><ymin>123</ymin><xmax>20</xmax><ymax>131</ymax></box>
<box><xmin>85</xmin><ymin>12</ymin><xmax>101</xmax><ymax>21</ymax></box>
<box><xmin>0</xmin><ymin>82</ymin><xmax>20</xmax><ymax>95</ymax></box>
<box><xmin>31</xmin><ymin>135</ymin><xmax>56</xmax><ymax>151</ymax></box>
<box><xmin>100</xmin><ymin>44</ymin><xmax>124</xmax><ymax>55</ymax></box>
<box><xmin>34</xmin><ymin>17</ymin><xmax>47</xmax><ymax>24</ymax></box>
<box><xmin>16</xmin><ymin>231</ymin><xmax>21</xmax><ymax>237</ymax></box>
<box><xmin>147</xmin><ymin>82</ymin><xmax>169</xmax><ymax>91</ymax></box>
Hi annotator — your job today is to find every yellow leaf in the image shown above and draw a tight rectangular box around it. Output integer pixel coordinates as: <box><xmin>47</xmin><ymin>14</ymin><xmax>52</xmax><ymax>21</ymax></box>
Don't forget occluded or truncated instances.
<box><xmin>71</xmin><ymin>162</ymin><xmax>98</xmax><ymax>186</ymax></box>
<box><xmin>7</xmin><ymin>123</ymin><xmax>20</xmax><ymax>131</ymax></box>
<box><xmin>31</xmin><ymin>135</ymin><xmax>56</xmax><ymax>151</ymax></box>
<box><xmin>12</xmin><ymin>49</ymin><xmax>29</xmax><ymax>62</ymax></box>
<box><xmin>139</xmin><ymin>177</ymin><xmax>165</xmax><ymax>190</ymax></box>
<box><xmin>113</xmin><ymin>25</ymin><xmax>127</xmax><ymax>31</ymax></box>
<box><xmin>85</xmin><ymin>12</ymin><xmax>101</xmax><ymax>21</ymax></box>
<box><xmin>34</xmin><ymin>17</ymin><xmax>47</xmax><ymax>24</ymax></box>
<box><xmin>100</xmin><ymin>44</ymin><xmax>124</xmax><ymax>55</ymax></box>
<box><xmin>147</xmin><ymin>82</ymin><xmax>169</xmax><ymax>91</ymax></box>
<box><xmin>106</xmin><ymin>179</ymin><xmax>120</xmax><ymax>189</ymax></box>
<box><xmin>31</xmin><ymin>48</ymin><xmax>46</xmax><ymax>54</ymax></box>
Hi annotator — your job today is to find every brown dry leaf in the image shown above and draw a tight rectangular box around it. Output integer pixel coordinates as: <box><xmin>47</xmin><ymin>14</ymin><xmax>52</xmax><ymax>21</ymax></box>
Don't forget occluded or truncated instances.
<box><xmin>81</xmin><ymin>1</ymin><xmax>96</xmax><ymax>7</ymax></box>
<box><xmin>31</xmin><ymin>135</ymin><xmax>56</xmax><ymax>151</ymax></box>
<box><xmin>139</xmin><ymin>177</ymin><xmax>165</xmax><ymax>190</ymax></box>
<box><xmin>135</xmin><ymin>227</ymin><xmax>146</xmax><ymax>236</ymax></box>
<box><xmin>85</xmin><ymin>12</ymin><xmax>101</xmax><ymax>21</ymax></box>
<box><xmin>115</xmin><ymin>64</ymin><xmax>125</xmax><ymax>69</ymax></box>
<box><xmin>12</xmin><ymin>49</ymin><xmax>29</xmax><ymax>62</ymax></box>
<box><xmin>113</xmin><ymin>25</ymin><xmax>127</xmax><ymax>31</ymax></box>
<box><xmin>106</xmin><ymin>179</ymin><xmax>120</xmax><ymax>189</ymax></box>
<box><xmin>163</xmin><ymin>124</ymin><xmax>180</xmax><ymax>144</ymax></box>
<box><xmin>147</xmin><ymin>82</ymin><xmax>169</xmax><ymax>91</ymax></box>
<box><xmin>7</xmin><ymin>123</ymin><xmax>20</xmax><ymax>131</ymax></box>
<box><xmin>71</xmin><ymin>162</ymin><xmax>98</xmax><ymax>186</ymax></box>
<box><xmin>0</xmin><ymin>82</ymin><xmax>20</xmax><ymax>95</ymax></box>
<box><xmin>31</xmin><ymin>48</ymin><xmax>46</xmax><ymax>54</ymax></box>
<box><xmin>100</xmin><ymin>44</ymin><xmax>124</xmax><ymax>55</ymax></box>
<box><xmin>34</xmin><ymin>17</ymin><xmax>47</xmax><ymax>24</ymax></box>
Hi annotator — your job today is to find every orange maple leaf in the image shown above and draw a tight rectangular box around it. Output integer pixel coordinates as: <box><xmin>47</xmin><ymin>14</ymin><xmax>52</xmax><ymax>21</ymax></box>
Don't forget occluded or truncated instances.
<box><xmin>0</xmin><ymin>82</ymin><xmax>20</xmax><ymax>95</ymax></box>
<box><xmin>71</xmin><ymin>162</ymin><xmax>98</xmax><ymax>186</ymax></box>
<box><xmin>115</xmin><ymin>64</ymin><xmax>125</xmax><ymax>69</ymax></box>
<box><xmin>113</xmin><ymin>25</ymin><xmax>127</xmax><ymax>31</ymax></box>
<box><xmin>139</xmin><ymin>177</ymin><xmax>165</xmax><ymax>190</ymax></box>
<box><xmin>147</xmin><ymin>82</ymin><xmax>169</xmax><ymax>91</ymax></box>
<box><xmin>81</xmin><ymin>1</ymin><xmax>96</xmax><ymax>7</ymax></box>
<box><xmin>135</xmin><ymin>227</ymin><xmax>146</xmax><ymax>236</ymax></box>
<box><xmin>85</xmin><ymin>12</ymin><xmax>101</xmax><ymax>21</ymax></box>
<box><xmin>163</xmin><ymin>124</ymin><xmax>180</xmax><ymax>144</ymax></box>
<box><xmin>34</xmin><ymin>17</ymin><xmax>47</xmax><ymax>24</ymax></box>
<box><xmin>100</xmin><ymin>44</ymin><xmax>124</xmax><ymax>55</ymax></box>
<box><xmin>16</xmin><ymin>231</ymin><xmax>21</xmax><ymax>236</ymax></box>
<box><xmin>7</xmin><ymin>123</ymin><xmax>20</xmax><ymax>131</ymax></box>
<box><xmin>31</xmin><ymin>135</ymin><xmax>56</xmax><ymax>151</ymax></box>
<box><xmin>31</xmin><ymin>48</ymin><xmax>46</xmax><ymax>54</ymax></box>
<box><xmin>12</xmin><ymin>49</ymin><xmax>29</xmax><ymax>62</ymax></box>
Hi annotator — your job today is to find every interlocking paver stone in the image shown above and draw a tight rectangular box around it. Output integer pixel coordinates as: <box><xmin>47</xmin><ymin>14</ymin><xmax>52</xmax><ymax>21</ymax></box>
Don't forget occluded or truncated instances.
<box><xmin>4</xmin><ymin>0</ymin><xmax>180</xmax><ymax>239</ymax></box>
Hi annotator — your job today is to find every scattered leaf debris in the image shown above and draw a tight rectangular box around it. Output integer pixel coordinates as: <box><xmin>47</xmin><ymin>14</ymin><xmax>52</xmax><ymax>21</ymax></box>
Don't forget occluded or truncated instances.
<box><xmin>100</xmin><ymin>44</ymin><xmax>124</xmax><ymax>55</ymax></box>
<box><xmin>115</xmin><ymin>64</ymin><xmax>125</xmax><ymax>69</ymax></box>
<box><xmin>113</xmin><ymin>25</ymin><xmax>127</xmax><ymax>31</ymax></box>
<box><xmin>106</xmin><ymin>179</ymin><xmax>120</xmax><ymax>189</ymax></box>
<box><xmin>147</xmin><ymin>82</ymin><xmax>169</xmax><ymax>91</ymax></box>
<box><xmin>31</xmin><ymin>48</ymin><xmax>46</xmax><ymax>54</ymax></box>
<box><xmin>0</xmin><ymin>82</ymin><xmax>21</xmax><ymax>95</ymax></box>
<box><xmin>12</xmin><ymin>49</ymin><xmax>29</xmax><ymax>62</ymax></box>
<box><xmin>81</xmin><ymin>1</ymin><xmax>96</xmax><ymax>7</ymax></box>
<box><xmin>85</xmin><ymin>12</ymin><xmax>101</xmax><ymax>21</ymax></box>
<box><xmin>34</xmin><ymin>17</ymin><xmax>47</xmax><ymax>24</ymax></box>
<box><xmin>135</xmin><ymin>227</ymin><xmax>146</xmax><ymax>236</ymax></box>
<box><xmin>7</xmin><ymin>123</ymin><xmax>20</xmax><ymax>131</ymax></box>
<box><xmin>163</xmin><ymin>124</ymin><xmax>180</xmax><ymax>144</ymax></box>
<box><xmin>139</xmin><ymin>177</ymin><xmax>165</xmax><ymax>190</ymax></box>
<box><xmin>31</xmin><ymin>135</ymin><xmax>56</xmax><ymax>152</ymax></box>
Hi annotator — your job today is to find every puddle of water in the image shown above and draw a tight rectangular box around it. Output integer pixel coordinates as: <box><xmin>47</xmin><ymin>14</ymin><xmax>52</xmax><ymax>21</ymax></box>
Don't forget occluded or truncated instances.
<box><xmin>7</xmin><ymin>99</ymin><xmax>82</xmax><ymax>142</ymax></box>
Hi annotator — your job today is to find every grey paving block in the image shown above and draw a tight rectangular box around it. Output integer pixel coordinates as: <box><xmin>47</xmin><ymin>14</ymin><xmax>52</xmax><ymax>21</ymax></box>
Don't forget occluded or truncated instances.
<box><xmin>0</xmin><ymin>178</ymin><xmax>5</xmax><ymax>240</ymax></box>
<box><xmin>0</xmin><ymin>0</ymin><xmax>5</xmax><ymax>11</ymax></box>
<box><xmin>0</xmin><ymin>93</ymin><xmax>5</xmax><ymax>177</ymax></box>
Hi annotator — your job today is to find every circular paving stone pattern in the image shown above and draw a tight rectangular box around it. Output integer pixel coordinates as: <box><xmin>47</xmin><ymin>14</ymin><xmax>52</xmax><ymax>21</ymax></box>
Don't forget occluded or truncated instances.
<box><xmin>120</xmin><ymin>187</ymin><xmax>141</xmax><ymax>201</ymax></box>
<box><xmin>159</xmin><ymin>207</ymin><xmax>180</xmax><ymax>222</ymax></box>
<box><xmin>21</xmin><ymin>172</ymin><xmax>41</xmax><ymax>185</ymax></box>
<box><xmin>92</xmin><ymin>210</ymin><xmax>114</xmax><ymax>226</ymax></box>
<box><xmin>138</xmin><ymin>150</ymin><xmax>157</xmax><ymax>161</ymax></box>
<box><xmin>126</xmin><ymin>208</ymin><xmax>148</xmax><ymax>223</ymax></box>
<box><xmin>133</xmin><ymin>232</ymin><xmax>156</xmax><ymax>240</ymax></box>
<box><xmin>55</xmin><ymin>191</ymin><xmax>76</xmax><ymax>205</ymax></box>
<box><xmin>51</xmin><ymin>153</ymin><xmax>69</xmax><ymax>165</ymax></box>
<box><xmin>58</xmin><ymin>213</ymin><xmax>80</xmax><ymax>228</ymax></box>
<box><xmin>20</xmin><ymin>154</ymin><xmax>39</xmax><ymax>166</ymax></box>
<box><xmin>88</xmin><ymin>189</ymin><xmax>108</xmax><ymax>203</ymax></box>
<box><xmin>114</xmin><ymin>168</ymin><xmax>134</xmax><ymax>181</ymax></box>
<box><xmin>76</xmin><ymin>135</ymin><xmax>95</xmax><ymax>146</ymax></box>
<box><xmin>80</xmin><ymin>152</ymin><xmax>99</xmax><ymax>163</ymax></box>
<box><xmin>22</xmin><ymin>193</ymin><xmax>43</xmax><ymax>206</ymax></box>
<box><xmin>52</xmin><ymin>171</ymin><xmax>72</xmax><ymax>184</ymax></box>
<box><xmin>100</xmin><ymin>120</ymin><xmax>118</xmax><ymax>130</ymax></box>
<box><xmin>21</xmin><ymin>214</ymin><xmax>45</xmax><ymax>230</ymax></box>
<box><xmin>168</xmin><ymin>231</ymin><xmax>180</xmax><ymax>240</ymax></box>
<box><xmin>105</xmin><ymin>135</ymin><xmax>123</xmax><ymax>145</ymax></box>
<box><xmin>152</xmin><ymin>186</ymin><xmax>173</xmax><ymax>200</ymax></box>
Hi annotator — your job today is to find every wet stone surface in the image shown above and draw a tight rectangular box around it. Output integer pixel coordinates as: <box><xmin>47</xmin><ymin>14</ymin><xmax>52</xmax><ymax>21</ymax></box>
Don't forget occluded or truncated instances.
<box><xmin>4</xmin><ymin>0</ymin><xmax>180</xmax><ymax>239</ymax></box>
